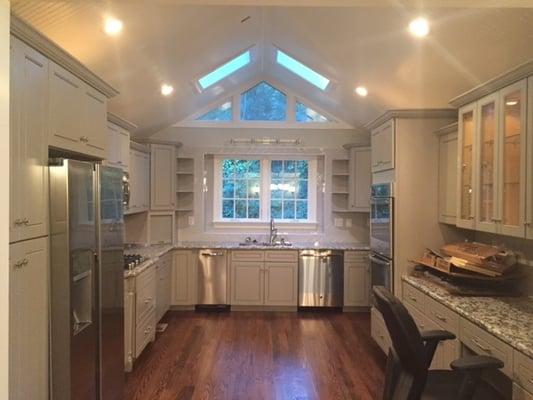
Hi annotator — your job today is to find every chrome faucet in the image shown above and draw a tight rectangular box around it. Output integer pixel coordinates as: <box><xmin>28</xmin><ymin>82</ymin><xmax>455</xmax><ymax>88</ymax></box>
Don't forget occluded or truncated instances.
<box><xmin>269</xmin><ymin>218</ymin><xmax>278</xmax><ymax>245</ymax></box>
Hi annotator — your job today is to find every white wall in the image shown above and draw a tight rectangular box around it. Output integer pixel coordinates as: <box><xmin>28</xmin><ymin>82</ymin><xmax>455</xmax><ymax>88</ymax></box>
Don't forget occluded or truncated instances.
<box><xmin>0</xmin><ymin>2</ymin><xmax>9</xmax><ymax>397</ymax></box>
<box><xmin>150</xmin><ymin>126</ymin><xmax>371</xmax><ymax>244</ymax></box>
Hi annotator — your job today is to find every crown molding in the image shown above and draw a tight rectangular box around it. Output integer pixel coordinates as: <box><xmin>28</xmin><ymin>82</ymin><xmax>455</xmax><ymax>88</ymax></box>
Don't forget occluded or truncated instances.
<box><xmin>107</xmin><ymin>112</ymin><xmax>138</xmax><ymax>132</ymax></box>
<box><xmin>11</xmin><ymin>13</ymin><xmax>119</xmax><ymax>99</ymax></box>
<box><xmin>129</xmin><ymin>141</ymin><xmax>151</xmax><ymax>154</ymax></box>
<box><xmin>433</xmin><ymin>122</ymin><xmax>458</xmax><ymax>136</ymax></box>
<box><xmin>342</xmin><ymin>142</ymin><xmax>370</xmax><ymax>150</ymax></box>
<box><xmin>364</xmin><ymin>108</ymin><xmax>457</xmax><ymax>131</ymax></box>
<box><xmin>136</xmin><ymin>138</ymin><xmax>183</xmax><ymax>148</ymax></box>
<box><xmin>449</xmin><ymin>59</ymin><xmax>533</xmax><ymax>108</ymax></box>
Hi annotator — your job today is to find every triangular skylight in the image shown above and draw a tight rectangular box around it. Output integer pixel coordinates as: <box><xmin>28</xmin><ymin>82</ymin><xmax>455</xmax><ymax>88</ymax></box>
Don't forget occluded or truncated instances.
<box><xmin>295</xmin><ymin>102</ymin><xmax>331</xmax><ymax>122</ymax></box>
<box><xmin>196</xmin><ymin>101</ymin><xmax>232</xmax><ymax>121</ymax></box>
<box><xmin>240</xmin><ymin>81</ymin><xmax>287</xmax><ymax>121</ymax></box>
<box><xmin>198</xmin><ymin>50</ymin><xmax>251</xmax><ymax>90</ymax></box>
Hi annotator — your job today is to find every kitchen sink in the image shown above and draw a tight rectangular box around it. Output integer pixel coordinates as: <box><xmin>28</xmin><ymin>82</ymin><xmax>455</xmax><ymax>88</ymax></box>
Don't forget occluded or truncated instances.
<box><xmin>238</xmin><ymin>241</ymin><xmax>292</xmax><ymax>247</ymax></box>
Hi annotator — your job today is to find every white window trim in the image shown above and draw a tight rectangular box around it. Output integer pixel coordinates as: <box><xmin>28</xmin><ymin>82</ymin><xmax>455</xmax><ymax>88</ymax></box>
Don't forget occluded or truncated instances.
<box><xmin>213</xmin><ymin>155</ymin><xmax>318</xmax><ymax>225</ymax></box>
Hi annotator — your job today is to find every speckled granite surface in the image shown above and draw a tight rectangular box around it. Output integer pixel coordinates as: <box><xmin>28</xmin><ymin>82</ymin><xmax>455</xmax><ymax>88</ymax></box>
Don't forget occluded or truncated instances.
<box><xmin>403</xmin><ymin>274</ymin><xmax>533</xmax><ymax>359</ymax></box>
<box><xmin>123</xmin><ymin>242</ymin><xmax>369</xmax><ymax>277</ymax></box>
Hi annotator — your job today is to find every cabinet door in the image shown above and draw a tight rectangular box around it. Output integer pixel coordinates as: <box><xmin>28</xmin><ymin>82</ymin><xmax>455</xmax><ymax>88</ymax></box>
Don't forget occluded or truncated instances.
<box><xmin>150</xmin><ymin>144</ymin><xmax>175</xmax><ymax>210</ymax></box>
<box><xmin>264</xmin><ymin>262</ymin><xmax>297</xmax><ymax>306</ymax></box>
<box><xmin>349</xmin><ymin>147</ymin><xmax>371</xmax><ymax>211</ymax></box>
<box><xmin>126</xmin><ymin>149</ymin><xmax>137</xmax><ymax>212</ymax></box>
<box><xmin>171</xmin><ymin>251</ymin><xmax>196</xmax><ymax>305</ymax></box>
<box><xmin>118</xmin><ymin>128</ymin><xmax>130</xmax><ymax>170</ymax></box>
<box><xmin>457</xmin><ymin>104</ymin><xmax>477</xmax><ymax>229</ymax></box>
<box><xmin>106</xmin><ymin>123</ymin><xmax>120</xmax><ymax>166</ymax></box>
<box><xmin>149</xmin><ymin>212</ymin><xmax>174</xmax><ymax>245</ymax></box>
<box><xmin>343</xmin><ymin>261</ymin><xmax>370</xmax><ymax>307</ymax></box>
<box><xmin>527</xmin><ymin>76</ymin><xmax>533</xmax><ymax>239</ymax></box>
<box><xmin>475</xmin><ymin>94</ymin><xmax>499</xmax><ymax>233</ymax></box>
<box><xmin>498</xmin><ymin>79</ymin><xmax>527</xmax><ymax>237</ymax></box>
<box><xmin>371</xmin><ymin>120</ymin><xmax>395</xmax><ymax>172</ymax></box>
<box><xmin>10</xmin><ymin>37</ymin><xmax>49</xmax><ymax>243</ymax></box>
<box><xmin>81</xmin><ymin>85</ymin><xmax>107</xmax><ymax>158</ymax></box>
<box><xmin>231</xmin><ymin>261</ymin><xmax>264</xmax><ymax>306</ymax></box>
<box><xmin>438</xmin><ymin>131</ymin><xmax>458</xmax><ymax>224</ymax></box>
<box><xmin>9</xmin><ymin>237</ymin><xmax>49</xmax><ymax>400</ymax></box>
<box><xmin>142</xmin><ymin>153</ymin><xmax>150</xmax><ymax>210</ymax></box>
<box><xmin>49</xmin><ymin>61</ymin><xmax>83</xmax><ymax>152</ymax></box>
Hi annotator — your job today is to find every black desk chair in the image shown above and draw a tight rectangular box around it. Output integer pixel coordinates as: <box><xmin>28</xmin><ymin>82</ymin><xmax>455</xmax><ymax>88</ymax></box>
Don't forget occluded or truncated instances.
<box><xmin>373</xmin><ymin>286</ymin><xmax>505</xmax><ymax>400</ymax></box>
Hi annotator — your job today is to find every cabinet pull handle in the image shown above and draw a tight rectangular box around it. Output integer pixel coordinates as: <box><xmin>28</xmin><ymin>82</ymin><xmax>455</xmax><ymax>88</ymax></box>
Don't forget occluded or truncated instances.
<box><xmin>435</xmin><ymin>314</ymin><xmax>447</xmax><ymax>322</ymax></box>
<box><xmin>14</xmin><ymin>219</ymin><xmax>24</xmax><ymax>226</ymax></box>
<box><xmin>144</xmin><ymin>297</ymin><xmax>153</xmax><ymax>304</ymax></box>
<box><xmin>408</xmin><ymin>295</ymin><xmax>417</xmax><ymax>302</ymax></box>
<box><xmin>14</xmin><ymin>258</ymin><xmax>28</xmax><ymax>269</ymax></box>
<box><xmin>472</xmin><ymin>338</ymin><xmax>492</xmax><ymax>354</ymax></box>
<box><xmin>144</xmin><ymin>326</ymin><xmax>152</xmax><ymax>334</ymax></box>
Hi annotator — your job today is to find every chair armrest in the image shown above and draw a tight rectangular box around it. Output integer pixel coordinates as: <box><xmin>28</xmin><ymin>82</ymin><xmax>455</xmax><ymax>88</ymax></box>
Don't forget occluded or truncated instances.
<box><xmin>420</xmin><ymin>330</ymin><xmax>456</xmax><ymax>342</ymax></box>
<box><xmin>451</xmin><ymin>355</ymin><xmax>504</xmax><ymax>371</ymax></box>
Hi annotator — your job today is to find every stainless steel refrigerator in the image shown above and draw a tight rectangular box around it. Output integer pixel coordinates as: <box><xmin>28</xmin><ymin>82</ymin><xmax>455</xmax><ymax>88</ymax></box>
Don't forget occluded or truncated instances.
<box><xmin>49</xmin><ymin>159</ymin><xmax>124</xmax><ymax>400</ymax></box>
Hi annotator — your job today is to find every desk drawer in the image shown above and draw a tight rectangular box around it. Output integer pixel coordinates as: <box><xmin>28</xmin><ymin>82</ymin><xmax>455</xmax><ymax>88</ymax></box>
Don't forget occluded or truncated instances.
<box><xmin>135</xmin><ymin>309</ymin><xmax>155</xmax><ymax>358</ymax></box>
<box><xmin>426</xmin><ymin>296</ymin><xmax>459</xmax><ymax>335</ymax></box>
<box><xmin>402</xmin><ymin>282</ymin><xmax>426</xmax><ymax>313</ymax></box>
<box><xmin>231</xmin><ymin>250</ymin><xmax>264</xmax><ymax>262</ymax></box>
<box><xmin>371</xmin><ymin>307</ymin><xmax>391</xmax><ymax>354</ymax></box>
<box><xmin>460</xmin><ymin>318</ymin><xmax>513</xmax><ymax>377</ymax></box>
<box><xmin>136</xmin><ymin>266</ymin><xmax>156</xmax><ymax>323</ymax></box>
<box><xmin>265</xmin><ymin>250</ymin><xmax>298</xmax><ymax>263</ymax></box>
<box><xmin>514</xmin><ymin>351</ymin><xmax>533</xmax><ymax>395</ymax></box>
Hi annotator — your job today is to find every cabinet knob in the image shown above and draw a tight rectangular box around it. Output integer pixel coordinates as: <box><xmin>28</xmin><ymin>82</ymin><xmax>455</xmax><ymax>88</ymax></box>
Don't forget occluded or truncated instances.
<box><xmin>14</xmin><ymin>258</ymin><xmax>29</xmax><ymax>269</ymax></box>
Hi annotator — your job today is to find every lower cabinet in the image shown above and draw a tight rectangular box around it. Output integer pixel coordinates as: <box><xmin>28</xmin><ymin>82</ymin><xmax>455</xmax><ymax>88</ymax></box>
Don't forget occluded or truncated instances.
<box><xmin>9</xmin><ymin>237</ymin><xmax>49</xmax><ymax>400</ymax></box>
<box><xmin>344</xmin><ymin>251</ymin><xmax>370</xmax><ymax>307</ymax></box>
<box><xmin>370</xmin><ymin>307</ymin><xmax>391</xmax><ymax>354</ymax></box>
<box><xmin>230</xmin><ymin>250</ymin><xmax>298</xmax><ymax>307</ymax></box>
<box><xmin>156</xmin><ymin>254</ymin><xmax>172</xmax><ymax>321</ymax></box>
<box><xmin>171</xmin><ymin>250</ymin><xmax>197</xmax><ymax>306</ymax></box>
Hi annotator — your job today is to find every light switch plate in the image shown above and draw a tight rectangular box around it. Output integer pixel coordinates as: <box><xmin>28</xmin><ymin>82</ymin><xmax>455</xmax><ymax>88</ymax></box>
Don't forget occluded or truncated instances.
<box><xmin>334</xmin><ymin>218</ymin><xmax>344</xmax><ymax>228</ymax></box>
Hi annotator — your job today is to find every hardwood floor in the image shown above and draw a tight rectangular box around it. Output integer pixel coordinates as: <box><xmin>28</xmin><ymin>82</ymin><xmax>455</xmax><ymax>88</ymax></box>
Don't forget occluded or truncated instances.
<box><xmin>126</xmin><ymin>311</ymin><xmax>386</xmax><ymax>400</ymax></box>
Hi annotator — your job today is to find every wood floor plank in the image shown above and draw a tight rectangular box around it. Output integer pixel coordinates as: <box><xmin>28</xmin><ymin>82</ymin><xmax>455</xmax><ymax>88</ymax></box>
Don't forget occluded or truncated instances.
<box><xmin>125</xmin><ymin>311</ymin><xmax>386</xmax><ymax>400</ymax></box>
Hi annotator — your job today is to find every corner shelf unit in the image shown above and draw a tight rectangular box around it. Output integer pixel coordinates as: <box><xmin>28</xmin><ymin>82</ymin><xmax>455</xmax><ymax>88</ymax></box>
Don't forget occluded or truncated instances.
<box><xmin>331</xmin><ymin>158</ymin><xmax>353</xmax><ymax>213</ymax></box>
<box><xmin>176</xmin><ymin>157</ymin><xmax>195</xmax><ymax>213</ymax></box>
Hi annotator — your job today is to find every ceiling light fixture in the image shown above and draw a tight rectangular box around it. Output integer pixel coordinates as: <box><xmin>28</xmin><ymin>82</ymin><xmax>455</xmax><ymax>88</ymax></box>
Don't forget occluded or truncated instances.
<box><xmin>506</xmin><ymin>100</ymin><xmax>518</xmax><ymax>106</ymax></box>
<box><xmin>408</xmin><ymin>17</ymin><xmax>430</xmax><ymax>38</ymax></box>
<box><xmin>104</xmin><ymin>17</ymin><xmax>123</xmax><ymax>36</ymax></box>
<box><xmin>161</xmin><ymin>84</ymin><xmax>174</xmax><ymax>96</ymax></box>
<box><xmin>355</xmin><ymin>86</ymin><xmax>368</xmax><ymax>97</ymax></box>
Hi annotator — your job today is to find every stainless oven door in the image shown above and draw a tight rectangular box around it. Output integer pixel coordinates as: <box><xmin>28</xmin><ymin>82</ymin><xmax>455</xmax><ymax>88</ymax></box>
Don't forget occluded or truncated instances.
<box><xmin>370</xmin><ymin>196</ymin><xmax>393</xmax><ymax>259</ymax></box>
<box><xmin>369</xmin><ymin>253</ymin><xmax>393</xmax><ymax>295</ymax></box>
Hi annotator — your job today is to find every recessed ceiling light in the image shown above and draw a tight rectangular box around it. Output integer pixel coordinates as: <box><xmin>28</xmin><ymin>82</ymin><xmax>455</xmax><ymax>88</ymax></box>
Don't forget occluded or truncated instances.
<box><xmin>161</xmin><ymin>84</ymin><xmax>174</xmax><ymax>96</ymax></box>
<box><xmin>506</xmin><ymin>100</ymin><xmax>518</xmax><ymax>106</ymax></box>
<box><xmin>104</xmin><ymin>17</ymin><xmax>123</xmax><ymax>36</ymax></box>
<box><xmin>355</xmin><ymin>86</ymin><xmax>368</xmax><ymax>97</ymax></box>
<box><xmin>408</xmin><ymin>17</ymin><xmax>430</xmax><ymax>38</ymax></box>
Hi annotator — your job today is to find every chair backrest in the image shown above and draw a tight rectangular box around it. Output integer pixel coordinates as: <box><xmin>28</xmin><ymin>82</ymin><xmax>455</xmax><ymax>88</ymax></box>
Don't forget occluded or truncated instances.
<box><xmin>373</xmin><ymin>286</ymin><xmax>429</xmax><ymax>400</ymax></box>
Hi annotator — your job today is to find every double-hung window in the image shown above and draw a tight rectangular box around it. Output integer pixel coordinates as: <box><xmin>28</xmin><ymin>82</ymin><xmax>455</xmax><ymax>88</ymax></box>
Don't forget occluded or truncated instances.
<box><xmin>214</xmin><ymin>157</ymin><xmax>317</xmax><ymax>223</ymax></box>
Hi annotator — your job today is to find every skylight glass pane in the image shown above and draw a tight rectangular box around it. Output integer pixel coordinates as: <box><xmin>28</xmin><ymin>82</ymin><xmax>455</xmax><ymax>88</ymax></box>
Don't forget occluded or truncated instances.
<box><xmin>198</xmin><ymin>51</ymin><xmax>251</xmax><ymax>90</ymax></box>
<box><xmin>240</xmin><ymin>81</ymin><xmax>287</xmax><ymax>121</ymax></box>
<box><xmin>276</xmin><ymin>50</ymin><xmax>330</xmax><ymax>90</ymax></box>
<box><xmin>196</xmin><ymin>101</ymin><xmax>232</xmax><ymax>121</ymax></box>
<box><xmin>295</xmin><ymin>102</ymin><xmax>330</xmax><ymax>122</ymax></box>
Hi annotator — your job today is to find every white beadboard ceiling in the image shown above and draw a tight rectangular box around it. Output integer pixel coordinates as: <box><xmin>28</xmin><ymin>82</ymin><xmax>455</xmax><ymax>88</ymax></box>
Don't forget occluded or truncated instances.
<box><xmin>11</xmin><ymin>1</ymin><xmax>533</xmax><ymax>137</ymax></box>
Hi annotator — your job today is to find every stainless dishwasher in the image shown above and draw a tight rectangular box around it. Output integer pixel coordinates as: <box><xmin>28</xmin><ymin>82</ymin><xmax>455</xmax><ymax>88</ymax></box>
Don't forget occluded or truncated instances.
<box><xmin>298</xmin><ymin>250</ymin><xmax>344</xmax><ymax>307</ymax></box>
<box><xmin>198</xmin><ymin>250</ymin><xmax>228</xmax><ymax>306</ymax></box>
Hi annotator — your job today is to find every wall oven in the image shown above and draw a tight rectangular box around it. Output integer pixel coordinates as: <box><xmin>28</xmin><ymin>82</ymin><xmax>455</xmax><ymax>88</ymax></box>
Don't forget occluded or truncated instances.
<box><xmin>370</xmin><ymin>183</ymin><xmax>394</xmax><ymax>294</ymax></box>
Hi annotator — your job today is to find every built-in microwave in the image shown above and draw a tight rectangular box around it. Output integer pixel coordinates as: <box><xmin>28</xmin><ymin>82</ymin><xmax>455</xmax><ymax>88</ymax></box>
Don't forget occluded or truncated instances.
<box><xmin>370</xmin><ymin>183</ymin><xmax>394</xmax><ymax>260</ymax></box>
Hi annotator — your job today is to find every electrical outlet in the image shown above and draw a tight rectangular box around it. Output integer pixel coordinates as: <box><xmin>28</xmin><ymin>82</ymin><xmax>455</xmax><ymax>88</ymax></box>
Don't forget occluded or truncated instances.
<box><xmin>345</xmin><ymin>218</ymin><xmax>352</xmax><ymax>228</ymax></box>
<box><xmin>188</xmin><ymin>216</ymin><xmax>195</xmax><ymax>226</ymax></box>
<box><xmin>334</xmin><ymin>218</ymin><xmax>344</xmax><ymax>228</ymax></box>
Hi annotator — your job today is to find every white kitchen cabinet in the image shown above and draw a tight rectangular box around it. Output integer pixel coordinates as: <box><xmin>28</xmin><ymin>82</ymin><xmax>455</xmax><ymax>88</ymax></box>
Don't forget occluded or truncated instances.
<box><xmin>126</xmin><ymin>149</ymin><xmax>150</xmax><ymax>214</ymax></box>
<box><xmin>9</xmin><ymin>237</ymin><xmax>49</xmax><ymax>400</ymax></box>
<box><xmin>149</xmin><ymin>212</ymin><xmax>174</xmax><ymax>245</ymax></box>
<box><xmin>10</xmin><ymin>37</ymin><xmax>48</xmax><ymax>243</ymax></box>
<box><xmin>348</xmin><ymin>146</ymin><xmax>371</xmax><ymax>211</ymax></box>
<box><xmin>371</xmin><ymin>120</ymin><xmax>395</xmax><ymax>172</ymax></box>
<box><xmin>49</xmin><ymin>60</ymin><xmax>107</xmax><ymax>159</ymax></box>
<box><xmin>436</xmin><ymin>123</ymin><xmax>458</xmax><ymax>225</ymax></box>
<box><xmin>457</xmin><ymin>103</ymin><xmax>477</xmax><ymax>229</ymax></box>
<box><xmin>343</xmin><ymin>251</ymin><xmax>370</xmax><ymax>307</ymax></box>
<box><xmin>171</xmin><ymin>250</ymin><xmax>197</xmax><ymax>306</ymax></box>
<box><xmin>231</xmin><ymin>261</ymin><xmax>264</xmax><ymax>306</ymax></box>
<box><xmin>150</xmin><ymin>144</ymin><xmax>175</xmax><ymax>210</ymax></box>
<box><xmin>527</xmin><ymin>76</ymin><xmax>533</xmax><ymax>240</ymax></box>
<box><xmin>134</xmin><ymin>266</ymin><xmax>156</xmax><ymax>359</ymax></box>
<box><xmin>106</xmin><ymin>121</ymin><xmax>130</xmax><ymax>170</ymax></box>
<box><xmin>264</xmin><ymin>262</ymin><xmax>298</xmax><ymax>306</ymax></box>
<box><xmin>156</xmin><ymin>253</ymin><xmax>172</xmax><ymax>322</ymax></box>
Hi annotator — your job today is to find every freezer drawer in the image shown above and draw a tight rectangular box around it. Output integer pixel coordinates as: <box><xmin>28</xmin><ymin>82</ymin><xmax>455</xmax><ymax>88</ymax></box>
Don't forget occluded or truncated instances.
<box><xmin>198</xmin><ymin>250</ymin><xmax>228</xmax><ymax>305</ymax></box>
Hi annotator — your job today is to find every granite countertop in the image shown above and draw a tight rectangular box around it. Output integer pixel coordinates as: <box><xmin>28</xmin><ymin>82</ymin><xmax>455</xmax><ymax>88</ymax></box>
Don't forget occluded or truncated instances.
<box><xmin>124</xmin><ymin>242</ymin><xmax>369</xmax><ymax>277</ymax></box>
<box><xmin>403</xmin><ymin>274</ymin><xmax>533</xmax><ymax>358</ymax></box>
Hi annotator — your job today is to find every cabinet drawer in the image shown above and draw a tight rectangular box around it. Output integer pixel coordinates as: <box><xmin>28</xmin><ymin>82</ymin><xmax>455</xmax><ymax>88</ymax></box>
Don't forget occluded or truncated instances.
<box><xmin>426</xmin><ymin>296</ymin><xmax>459</xmax><ymax>335</ymax></box>
<box><xmin>459</xmin><ymin>318</ymin><xmax>514</xmax><ymax>377</ymax></box>
<box><xmin>402</xmin><ymin>282</ymin><xmax>426</xmax><ymax>313</ymax></box>
<box><xmin>514</xmin><ymin>383</ymin><xmax>533</xmax><ymax>400</ymax></box>
<box><xmin>264</xmin><ymin>250</ymin><xmax>298</xmax><ymax>263</ymax></box>
<box><xmin>514</xmin><ymin>351</ymin><xmax>533</xmax><ymax>394</ymax></box>
<box><xmin>371</xmin><ymin>307</ymin><xmax>391</xmax><ymax>354</ymax></box>
<box><xmin>136</xmin><ymin>266</ymin><xmax>156</xmax><ymax>322</ymax></box>
<box><xmin>135</xmin><ymin>309</ymin><xmax>155</xmax><ymax>358</ymax></box>
<box><xmin>231</xmin><ymin>250</ymin><xmax>264</xmax><ymax>262</ymax></box>
<box><xmin>344</xmin><ymin>251</ymin><xmax>369</xmax><ymax>263</ymax></box>
<box><xmin>405</xmin><ymin>303</ymin><xmax>437</xmax><ymax>333</ymax></box>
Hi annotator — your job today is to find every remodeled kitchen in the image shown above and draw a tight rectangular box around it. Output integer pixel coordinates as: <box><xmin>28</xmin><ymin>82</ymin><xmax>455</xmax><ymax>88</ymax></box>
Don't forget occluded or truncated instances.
<box><xmin>5</xmin><ymin>2</ymin><xmax>533</xmax><ymax>400</ymax></box>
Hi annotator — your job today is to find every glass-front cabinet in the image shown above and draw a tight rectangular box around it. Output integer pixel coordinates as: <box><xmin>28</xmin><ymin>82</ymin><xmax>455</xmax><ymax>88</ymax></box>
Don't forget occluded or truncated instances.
<box><xmin>457</xmin><ymin>104</ymin><xmax>476</xmax><ymax>229</ymax></box>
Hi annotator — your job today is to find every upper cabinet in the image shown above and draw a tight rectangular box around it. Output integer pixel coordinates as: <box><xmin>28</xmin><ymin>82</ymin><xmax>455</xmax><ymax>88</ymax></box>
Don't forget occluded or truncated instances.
<box><xmin>348</xmin><ymin>146</ymin><xmax>371</xmax><ymax>211</ymax></box>
<box><xmin>106</xmin><ymin>122</ymin><xmax>130</xmax><ymax>170</ymax></box>
<box><xmin>127</xmin><ymin>148</ymin><xmax>150</xmax><ymax>214</ymax></box>
<box><xmin>150</xmin><ymin>144</ymin><xmax>176</xmax><ymax>211</ymax></box>
<box><xmin>436</xmin><ymin>123</ymin><xmax>458</xmax><ymax>225</ymax></box>
<box><xmin>10</xmin><ymin>37</ymin><xmax>49</xmax><ymax>243</ymax></box>
<box><xmin>49</xmin><ymin>61</ymin><xmax>108</xmax><ymax>158</ymax></box>
<box><xmin>527</xmin><ymin>76</ymin><xmax>533</xmax><ymax>240</ymax></box>
<box><xmin>457</xmin><ymin>104</ymin><xmax>477</xmax><ymax>229</ymax></box>
<box><xmin>371</xmin><ymin>120</ymin><xmax>395</xmax><ymax>173</ymax></box>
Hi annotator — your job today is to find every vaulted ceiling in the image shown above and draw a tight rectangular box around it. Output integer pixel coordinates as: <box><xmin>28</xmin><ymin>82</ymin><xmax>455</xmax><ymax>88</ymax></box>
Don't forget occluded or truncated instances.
<box><xmin>11</xmin><ymin>1</ymin><xmax>533</xmax><ymax>137</ymax></box>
